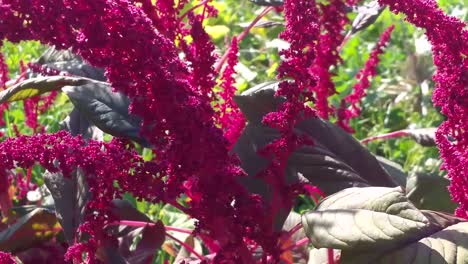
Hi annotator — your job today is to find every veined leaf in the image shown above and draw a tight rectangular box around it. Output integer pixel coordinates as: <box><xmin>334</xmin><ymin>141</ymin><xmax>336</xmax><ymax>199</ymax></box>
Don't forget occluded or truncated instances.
<box><xmin>301</xmin><ymin>187</ymin><xmax>466</xmax><ymax>264</ymax></box>
<box><xmin>62</xmin><ymin>82</ymin><xmax>150</xmax><ymax>146</ymax></box>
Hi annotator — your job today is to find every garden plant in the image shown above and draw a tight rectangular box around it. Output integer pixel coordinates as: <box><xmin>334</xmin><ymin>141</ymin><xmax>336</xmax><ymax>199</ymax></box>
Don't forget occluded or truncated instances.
<box><xmin>0</xmin><ymin>0</ymin><xmax>466</xmax><ymax>263</ymax></box>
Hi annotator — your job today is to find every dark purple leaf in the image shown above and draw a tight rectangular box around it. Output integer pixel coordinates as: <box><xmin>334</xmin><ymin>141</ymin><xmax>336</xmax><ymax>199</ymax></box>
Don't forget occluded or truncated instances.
<box><xmin>249</xmin><ymin>0</ymin><xmax>283</xmax><ymax>6</ymax></box>
<box><xmin>376</xmin><ymin>156</ymin><xmax>407</xmax><ymax>186</ymax></box>
<box><xmin>60</xmin><ymin>107</ymin><xmax>104</xmax><ymax>141</ymax></box>
<box><xmin>108</xmin><ymin>200</ymin><xmax>165</xmax><ymax>264</ymax></box>
<box><xmin>234</xmin><ymin>82</ymin><xmax>397</xmax><ymax>194</ymax></box>
<box><xmin>34</xmin><ymin>46</ymin><xmax>106</xmax><ymax>81</ymax></box>
<box><xmin>126</xmin><ymin>221</ymin><xmax>165</xmax><ymax>264</ymax></box>
<box><xmin>62</xmin><ymin>82</ymin><xmax>151</xmax><ymax>147</ymax></box>
<box><xmin>43</xmin><ymin>169</ymin><xmax>89</xmax><ymax>244</ymax></box>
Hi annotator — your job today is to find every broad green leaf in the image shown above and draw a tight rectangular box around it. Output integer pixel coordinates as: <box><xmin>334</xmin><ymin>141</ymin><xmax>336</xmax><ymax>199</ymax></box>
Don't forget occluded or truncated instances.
<box><xmin>204</xmin><ymin>25</ymin><xmax>230</xmax><ymax>40</ymax></box>
<box><xmin>0</xmin><ymin>76</ymin><xmax>90</xmax><ymax>103</ymax></box>
<box><xmin>0</xmin><ymin>208</ymin><xmax>58</xmax><ymax>251</ymax></box>
<box><xmin>173</xmin><ymin>235</ymin><xmax>203</xmax><ymax>264</ymax></box>
<box><xmin>62</xmin><ymin>82</ymin><xmax>150</xmax><ymax>146</ymax></box>
<box><xmin>357</xmin><ymin>222</ymin><xmax>468</xmax><ymax>264</ymax></box>
<box><xmin>406</xmin><ymin>172</ymin><xmax>457</xmax><ymax>213</ymax></box>
<box><xmin>301</xmin><ymin>187</ymin><xmax>465</xmax><ymax>264</ymax></box>
<box><xmin>159</xmin><ymin>204</ymin><xmax>194</xmax><ymax>242</ymax></box>
<box><xmin>43</xmin><ymin>169</ymin><xmax>89</xmax><ymax>244</ymax></box>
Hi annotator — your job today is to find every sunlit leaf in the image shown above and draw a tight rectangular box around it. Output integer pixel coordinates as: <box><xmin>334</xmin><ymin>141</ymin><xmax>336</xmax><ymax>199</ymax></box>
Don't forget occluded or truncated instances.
<box><xmin>0</xmin><ymin>76</ymin><xmax>90</xmax><ymax>103</ymax></box>
<box><xmin>302</xmin><ymin>187</ymin><xmax>466</xmax><ymax>263</ymax></box>
<box><xmin>0</xmin><ymin>208</ymin><xmax>58</xmax><ymax>252</ymax></box>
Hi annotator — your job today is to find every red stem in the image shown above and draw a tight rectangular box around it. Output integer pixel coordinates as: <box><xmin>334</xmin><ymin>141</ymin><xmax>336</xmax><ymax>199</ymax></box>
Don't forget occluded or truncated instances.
<box><xmin>280</xmin><ymin>237</ymin><xmax>309</xmax><ymax>252</ymax></box>
<box><xmin>214</xmin><ymin>6</ymin><xmax>274</xmax><ymax>74</ymax></box>
<box><xmin>165</xmin><ymin>226</ymin><xmax>194</xmax><ymax>234</ymax></box>
<box><xmin>168</xmin><ymin>200</ymin><xmax>189</xmax><ymax>214</ymax></box>
<box><xmin>360</xmin><ymin>130</ymin><xmax>410</xmax><ymax>144</ymax></box>
<box><xmin>328</xmin><ymin>248</ymin><xmax>335</xmax><ymax>264</ymax></box>
<box><xmin>281</xmin><ymin>222</ymin><xmax>302</xmax><ymax>246</ymax></box>
<box><xmin>166</xmin><ymin>232</ymin><xmax>204</xmax><ymax>260</ymax></box>
<box><xmin>26</xmin><ymin>167</ymin><xmax>32</xmax><ymax>190</ymax></box>
<box><xmin>338</xmin><ymin>32</ymin><xmax>351</xmax><ymax>53</ymax></box>
<box><xmin>179</xmin><ymin>0</ymin><xmax>210</xmax><ymax>22</ymax></box>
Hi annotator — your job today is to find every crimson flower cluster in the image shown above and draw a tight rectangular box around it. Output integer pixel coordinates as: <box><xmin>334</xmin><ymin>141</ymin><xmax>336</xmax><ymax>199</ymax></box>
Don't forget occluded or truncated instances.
<box><xmin>0</xmin><ymin>52</ymin><xmax>9</xmax><ymax>132</ymax></box>
<box><xmin>0</xmin><ymin>131</ymin><xmax>161</xmax><ymax>262</ymax></box>
<box><xmin>337</xmin><ymin>24</ymin><xmax>394</xmax><ymax>133</ymax></box>
<box><xmin>0</xmin><ymin>251</ymin><xmax>16</xmax><ymax>264</ymax></box>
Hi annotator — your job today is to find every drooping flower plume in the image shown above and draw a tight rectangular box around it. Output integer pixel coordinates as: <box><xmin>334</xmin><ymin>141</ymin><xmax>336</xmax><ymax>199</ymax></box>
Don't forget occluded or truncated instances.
<box><xmin>309</xmin><ymin>0</ymin><xmax>350</xmax><ymax>119</ymax></box>
<box><xmin>376</xmin><ymin>0</ymin><xmax>468</xmax><ymax>218</ymax></box>
<box><xmin>0</xmin><ymin>50</ymin><xmax>9</xmax><ymax>129</ymax></box>
<box><xmin>217</xmin><ymin>37</ymin><xmax>246</xmax><ymax>146</ymax></box>
<box><xmin>257</xmin><ymin>0</ymin><xmax>321</xmax><ymax>257</ymax></box>
<box><xmin>337</xmin><ymin>24</ymin><xmax>394</xmax><ymax>133</ymax></box>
